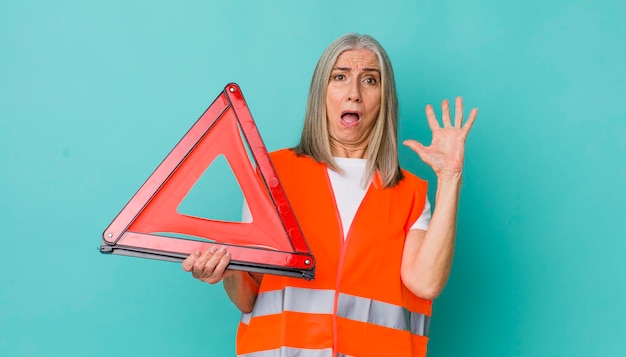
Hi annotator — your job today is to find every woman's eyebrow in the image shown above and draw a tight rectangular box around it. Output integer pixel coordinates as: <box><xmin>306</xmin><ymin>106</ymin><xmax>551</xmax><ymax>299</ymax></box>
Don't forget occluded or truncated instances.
<box><xmin>332</xmin><ymin>66</ymin><xmax>380</xmax><ymax>73</ymax></box>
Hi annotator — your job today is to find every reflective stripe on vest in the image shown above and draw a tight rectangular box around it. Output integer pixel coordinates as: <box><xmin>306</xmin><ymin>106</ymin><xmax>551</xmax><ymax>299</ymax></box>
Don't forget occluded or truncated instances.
<box><xmin>240</xmin><ymin>287</ymin><xmax>430</xmax><ymax>337</ymax></box>
<box><xmin>337</xmin><ymin>293</ymin><xmax>430</xmax><ymax>337</ymax></box>
<box><xmin>239</xmin><ymin>347</ymin><xmax>333</xmax><ymax>357</ymax></box>
<box><xmin>241</xmin><ymin>287</ymin><xmax>335</xmax><ymax>325</ymax></box>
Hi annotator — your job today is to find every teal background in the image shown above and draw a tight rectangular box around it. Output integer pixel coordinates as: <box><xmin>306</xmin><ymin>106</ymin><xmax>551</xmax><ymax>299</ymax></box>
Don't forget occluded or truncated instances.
<box><xmin>1</xmin><ymin>0</ymin><xmax>625</xmax><ymax>356</ymax></box>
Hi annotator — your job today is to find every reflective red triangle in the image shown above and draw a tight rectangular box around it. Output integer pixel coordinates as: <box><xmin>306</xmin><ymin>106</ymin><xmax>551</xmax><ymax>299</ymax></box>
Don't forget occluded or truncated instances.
<box><xmin>101</xmin><ymin>83</ymin><xmax>315</xmax><ymax>280</ymax></box>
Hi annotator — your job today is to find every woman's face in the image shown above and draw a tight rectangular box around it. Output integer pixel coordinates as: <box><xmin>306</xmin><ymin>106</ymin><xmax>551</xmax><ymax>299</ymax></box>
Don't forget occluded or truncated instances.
<box><xmin>326</xmin><ymin>49</ymin><xmax>381</xmax><ymax>158</ymax></box>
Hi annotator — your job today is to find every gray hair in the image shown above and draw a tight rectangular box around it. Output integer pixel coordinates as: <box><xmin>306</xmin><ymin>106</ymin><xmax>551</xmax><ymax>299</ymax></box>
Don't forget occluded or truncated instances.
<box><xmin>294</xmin><ymin>33</ymin><xmax>403</xmax><ymax>188</ymax></box>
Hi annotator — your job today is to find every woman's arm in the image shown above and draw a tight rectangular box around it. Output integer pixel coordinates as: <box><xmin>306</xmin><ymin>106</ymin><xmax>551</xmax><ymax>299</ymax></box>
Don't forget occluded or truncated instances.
<box><xmin>182</xmin><ymin>247</ymin><xmax>262</xmax><ymax>313</ymax></box>
<box><xmin>223</xmin><ymin>270</ymin><xmax>262</xmax><ymax>313</ymax></box>
<box><xmin>401</xmin><ymin>176</ymin><xmax>461</xmax><ymax>299</ymax></box>
<box><xmin>401</xmin><ymin>97</ymin><xmax>477</xmax><ymax>299</ymax></box>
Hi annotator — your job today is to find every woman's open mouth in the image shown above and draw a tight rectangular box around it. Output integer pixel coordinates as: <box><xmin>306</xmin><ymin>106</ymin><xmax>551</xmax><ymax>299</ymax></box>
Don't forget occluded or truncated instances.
<box><xmin>340</xmin><ymin>112</ymin><xmax>361</xmax><ymax>127</ymax></box>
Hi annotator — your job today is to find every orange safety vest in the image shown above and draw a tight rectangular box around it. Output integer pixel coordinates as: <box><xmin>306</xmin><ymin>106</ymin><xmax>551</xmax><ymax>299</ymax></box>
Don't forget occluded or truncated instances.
<box><xmin>236</xmin><ymin>149</ymin><xmax>432</xmax><ymax>357</ymax></box>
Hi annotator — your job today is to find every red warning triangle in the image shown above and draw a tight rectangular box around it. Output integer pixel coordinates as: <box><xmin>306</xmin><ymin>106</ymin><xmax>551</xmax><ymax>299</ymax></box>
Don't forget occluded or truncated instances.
<box><xmin>101</xmin><ymin>83</ymin><xmax>315</xmax><ymax>280</ymax></box>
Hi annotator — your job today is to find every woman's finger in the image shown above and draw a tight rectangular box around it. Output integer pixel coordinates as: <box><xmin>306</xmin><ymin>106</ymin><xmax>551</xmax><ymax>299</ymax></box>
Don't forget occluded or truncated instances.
<box><xmin>441</xmin><ymin>99</ymin><xmax>452</xmax><ymax>127</ymax></box>
<box><xmin>207</xmin><ymin>252</ymin><xmax>232</xmax><ymax>284</ymax></box>
<box><xmin>454</xmin><ymin>97</ymin><xmax>463</xmax><ymax>128</ymax></box>
<box><xmin>193</xmin><ymin>246</ymin><xmax>217</xmax><ymax>276</ymax></box>
<box><xmin>202</xmin><ymin>246</ymin><xmax>228</xmax><ymax>277</ymax></box>
<box><xmin>182</xmin><ymin>249</ymin><xmax>201</xmax><ymax>272</ymax></box>
<box><xmin>462</xmin><ymin>107</ymin><xmax>478</xmax><ymax>135</ymax></box>
<box><xmin>403</xmin><ymin>140</ymin><xmax>427</xmax><ymax>159</ymax></box>
<box><xmin>424</xmin><ymin>104</ymin><xmax>440</xmax><ymax>131</ymax></box>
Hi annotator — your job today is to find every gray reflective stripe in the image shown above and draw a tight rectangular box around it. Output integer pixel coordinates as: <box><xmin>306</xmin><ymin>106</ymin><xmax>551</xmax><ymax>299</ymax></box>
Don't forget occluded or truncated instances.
<box><xmin>337</xmin><ymin>293</ymin><xmax>430</xmax><ymax>336</ymax></box>
<box><xmin>241</xmin><ymin>312</ymin><xmax>252</xmax><ymax>325</ymax></box>
<box><xmin>410</xmin><ymin>311</ymin><xmax>431</xmax><ymax>336</ymax></box>
<box><xmin>239</xmin><ymin>347</ymin><xmax>333</xmax><ymax>357</ymax></box>
<box><xmin>240</xmin><ymin>287</ymin><xmax>335</xmax><ymax>324</ymax></box>
<box><xmin>239</xmin><ymin>288</ymin><xmax>430</xmax><ymax>337</ymax></box>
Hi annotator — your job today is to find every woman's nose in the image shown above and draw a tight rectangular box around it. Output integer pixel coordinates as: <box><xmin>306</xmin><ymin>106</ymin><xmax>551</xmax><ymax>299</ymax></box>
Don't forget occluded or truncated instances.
<box><xmin>347</xmin><ymin>82</ymin><xmax>361</xmax><ymax>102</ymax></box>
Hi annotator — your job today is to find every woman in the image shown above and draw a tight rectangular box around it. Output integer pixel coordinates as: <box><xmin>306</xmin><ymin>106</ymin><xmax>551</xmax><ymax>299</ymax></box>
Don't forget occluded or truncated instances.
<box><xmin>183</xmin><ymin>33</ymin><xmax>477</xmax><ymax>357</ymax></box>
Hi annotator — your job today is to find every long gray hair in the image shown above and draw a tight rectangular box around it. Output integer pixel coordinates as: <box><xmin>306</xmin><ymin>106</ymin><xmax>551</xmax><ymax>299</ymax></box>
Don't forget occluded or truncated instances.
<box><xmin>294</xmin><ymin>33</ymin><xmax>403</xmax><ymax>188</ymax></box>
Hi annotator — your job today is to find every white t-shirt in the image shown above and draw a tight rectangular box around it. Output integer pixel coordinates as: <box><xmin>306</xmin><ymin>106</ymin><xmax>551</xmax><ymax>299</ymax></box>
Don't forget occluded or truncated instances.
<box><xmin>328</xmin><ymin>157</ymin><xmax>431</xmax><ymax>240</ymax></box>
<box><xmin>241</xmin><ymin>158</ymin><xmax>431</xmax><ymax>239</ymax></box>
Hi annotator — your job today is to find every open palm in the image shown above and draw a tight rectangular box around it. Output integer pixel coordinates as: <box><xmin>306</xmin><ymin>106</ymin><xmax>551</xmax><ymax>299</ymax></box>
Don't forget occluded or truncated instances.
<box><xmin>404</xmin><ymin>97</ymin><xmax>477</xmax><ymax>178</ymax></box>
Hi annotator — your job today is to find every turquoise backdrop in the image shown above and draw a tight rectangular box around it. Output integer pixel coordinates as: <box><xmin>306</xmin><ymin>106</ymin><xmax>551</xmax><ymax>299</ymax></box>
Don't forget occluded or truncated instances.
<box><xmin>2</xmin><ymin>0</ymin><xmax>625</xmax><ymax>356</ymax></box>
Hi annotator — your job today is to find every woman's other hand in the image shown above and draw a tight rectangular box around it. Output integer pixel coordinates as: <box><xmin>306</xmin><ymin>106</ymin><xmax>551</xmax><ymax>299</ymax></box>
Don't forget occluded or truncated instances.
<box><xmin>403</xmin><ymin>97</ymin><xmax>477</xmax><ymax>179</ymax></box>
<box><xmin>182</xmin><ymin>246</ymin><xmax>233</xmax><ymax>284</ymax></box>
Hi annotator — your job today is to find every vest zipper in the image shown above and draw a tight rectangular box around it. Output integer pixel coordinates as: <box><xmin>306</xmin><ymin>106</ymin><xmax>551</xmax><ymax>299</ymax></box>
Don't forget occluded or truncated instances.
<box><xmin>323</xmin><ymin>169</ymin><xmax>344</xmax><ymax>357</ymax></box>
<box><xmin>325</xmin><ymin>168</ymin><xmax>376</xmax><ymax>357</ymax></box>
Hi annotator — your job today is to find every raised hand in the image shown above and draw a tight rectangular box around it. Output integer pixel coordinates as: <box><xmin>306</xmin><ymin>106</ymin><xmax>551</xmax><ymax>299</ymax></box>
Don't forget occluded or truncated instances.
<box><xmin>403</xmin><ymin>97</ymin><xmax>477</xmax><ymax>179</ymax></box>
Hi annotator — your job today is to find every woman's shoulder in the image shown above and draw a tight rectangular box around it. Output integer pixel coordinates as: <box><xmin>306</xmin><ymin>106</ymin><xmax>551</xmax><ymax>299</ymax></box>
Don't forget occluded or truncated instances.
<box><xmin>398</xmin><ymin>168</ymin><xmax>428</xmax><ymax>189</ymax></box>
<box><xmin>269</xmin><ymin>148</ymin><xmax>298</xmax><ymax>167</ymax></box>
<box><xmin>269</xmin><ymin>148</ymin><xmax>318</xmax><ymax>165</ymax></box>
<box><xmin>268</xmin><ymin>148</ymin><xmax>308</xmax><ymax>170</ymax></box>
<box><xmin>269</xmin><ymin>148</ymin><xmax>297</xmax><ymax>160</ymax></box>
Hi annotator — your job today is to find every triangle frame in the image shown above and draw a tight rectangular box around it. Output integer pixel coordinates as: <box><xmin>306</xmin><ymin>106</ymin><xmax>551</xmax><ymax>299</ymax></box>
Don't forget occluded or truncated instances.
<box><xmin>100</xmin><ymin>83</ymin><xmax>315</xmax><ymax>280</ymax></box>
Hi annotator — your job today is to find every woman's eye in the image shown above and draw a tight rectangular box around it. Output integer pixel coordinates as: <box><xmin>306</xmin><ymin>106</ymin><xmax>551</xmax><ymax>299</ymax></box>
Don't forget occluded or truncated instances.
<box><xmin>333</xmin><ymin>74</ymin><xmax>346</xmax><ymax>81</ymax></box>
<box><xmin>364</xmin><ymin>77</ymin><xmax>378</xmax><ymax>85</ymax></box>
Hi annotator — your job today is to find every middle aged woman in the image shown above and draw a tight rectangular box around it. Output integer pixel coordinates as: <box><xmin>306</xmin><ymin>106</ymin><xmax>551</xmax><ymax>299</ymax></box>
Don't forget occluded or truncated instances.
<box><xmin>183</xmin><ymin>33</ymin><xmax>477</xmax><ymax>357</ymax></box>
